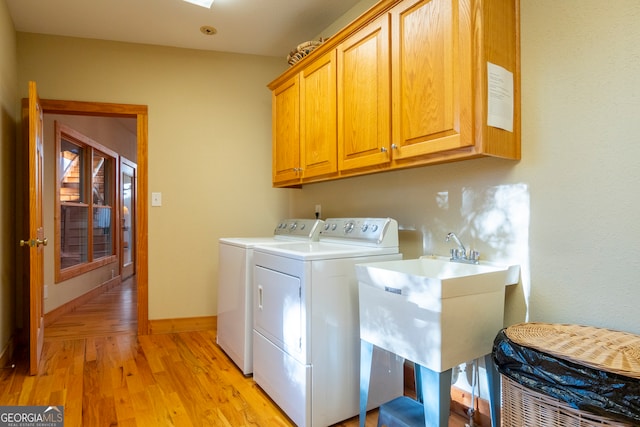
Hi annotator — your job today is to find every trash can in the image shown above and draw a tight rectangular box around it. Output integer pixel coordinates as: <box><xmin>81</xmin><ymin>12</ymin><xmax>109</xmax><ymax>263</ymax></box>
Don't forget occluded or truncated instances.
<box><xmin>493</xmin><ymin>322</ymin><xmax>640</xmax><ymax>426</ymax></box>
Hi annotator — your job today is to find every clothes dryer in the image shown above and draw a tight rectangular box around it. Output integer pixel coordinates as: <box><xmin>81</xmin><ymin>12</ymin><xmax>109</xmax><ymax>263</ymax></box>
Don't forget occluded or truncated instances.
<box><xmin>252</xmin><ymin>218</ymin><xmax>404</xmax><ymax>427</ymax></box>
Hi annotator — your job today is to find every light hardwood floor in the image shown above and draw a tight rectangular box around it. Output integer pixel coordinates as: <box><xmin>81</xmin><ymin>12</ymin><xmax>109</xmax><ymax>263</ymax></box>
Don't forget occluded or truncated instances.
<box><xmin>0</xmin><ymin>278</ymin><xmax>470</xmax><ymax>426</ymax></box>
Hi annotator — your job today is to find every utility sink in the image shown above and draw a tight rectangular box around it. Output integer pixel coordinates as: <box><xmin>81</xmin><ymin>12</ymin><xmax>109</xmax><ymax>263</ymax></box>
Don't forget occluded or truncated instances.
<box><xmin>356</xmin><ymin>257</ymin><xmax>519</xmax><ymax>372</ymax></box>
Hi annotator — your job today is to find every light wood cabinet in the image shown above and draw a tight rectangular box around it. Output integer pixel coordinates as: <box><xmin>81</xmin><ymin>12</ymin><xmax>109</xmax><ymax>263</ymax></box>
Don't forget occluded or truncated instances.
<box><xmin>389</xmin><ymin>0</ymin><xmax>520</xmax><ymax>168</ymax></box>
<box><xmin>300</xmin><ymin>51</ymin><xmax>338</xmax><ymax>180</ymax></box>
<box><xmin>271</xmin><ymin>51</ymin><xmax>337</xmax><ymax>186</ymax></box>
<box><xmin>269</xmin><ymin>0</ymin><xmax>520</xmax><ymax>188</ymax></box>
<box><xmin>390</xmin><ymin>0</ymin><xmax>473</xmax><ymax>161</ymax></box>
<box><xmin>337</xmin><ymin>13</ymin><xmax>391</xmax><ymax>172</ymax></box>
<box><xmin>271</xmin><ymin>74</ymin><xmax>300</xmax><ymax>185</ymax></box>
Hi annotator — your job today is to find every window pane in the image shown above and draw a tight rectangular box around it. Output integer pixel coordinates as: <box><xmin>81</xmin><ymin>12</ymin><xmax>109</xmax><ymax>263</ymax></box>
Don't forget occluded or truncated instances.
<box><xmin>93</xmin><ymin>207</ymin><xmax>112</xmax><ymax>259</ymax></box>
<box><xmin>60</xmin><ymin>139</ymin><xmax>85</xmax><ymax>203</ymax></box>
<box><xmin>92</xmin><ymin>152</ymin><xmax>111</xmax><ymax>206</ymax></box>
<box><xmin>60</xmin><ymin>205</ymin><xmax>88</xmax><ymax>269</ymax></box>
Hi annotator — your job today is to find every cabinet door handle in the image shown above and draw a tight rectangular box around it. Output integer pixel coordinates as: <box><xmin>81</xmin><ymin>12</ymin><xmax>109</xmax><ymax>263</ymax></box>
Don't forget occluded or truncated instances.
<box><xmin>258</xmin><ymin>285</ymin><xmax>263</xmax><ymax>310</ymax></box>
<box><xmin>380</xmin><ymin>147</ymin><xmax>388</xmax><ymax>153</ymax></box>
<box><xmin>391</xmin><ymin>144</ymin><xmax>398</xmax><ymax>150</ymax></box>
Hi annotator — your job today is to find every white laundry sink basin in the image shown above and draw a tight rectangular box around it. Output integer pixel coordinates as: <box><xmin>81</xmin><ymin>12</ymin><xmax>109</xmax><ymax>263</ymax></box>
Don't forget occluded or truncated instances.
<box><xmin>356</xmin><ymin>257</ymin><xmax>519</xmax><ymax>372</ymax></box>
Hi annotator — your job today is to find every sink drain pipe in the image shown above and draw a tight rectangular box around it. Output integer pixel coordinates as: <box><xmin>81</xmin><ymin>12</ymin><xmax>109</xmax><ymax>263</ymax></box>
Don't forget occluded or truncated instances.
<box><xmin>465</xmin><ymin>359</ymin><xmax>479</xmax><ymax>427</ymax></box>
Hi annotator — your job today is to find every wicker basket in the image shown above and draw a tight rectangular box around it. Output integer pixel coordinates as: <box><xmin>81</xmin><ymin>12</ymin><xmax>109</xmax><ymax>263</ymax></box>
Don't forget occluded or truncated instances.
<box><xmin>501</xmin><ymin>375</ymin><xmax>632</xmax><ymax>426</ymax></box>
<box><xmin>504</xmin><ymin>323</ymin><xmax>640</xmax><ymax>379</ymax></box>
<box><xmin>287</xmin><ymin>39</ymin><xmax>325</xmax><ymax>66</ymax></box>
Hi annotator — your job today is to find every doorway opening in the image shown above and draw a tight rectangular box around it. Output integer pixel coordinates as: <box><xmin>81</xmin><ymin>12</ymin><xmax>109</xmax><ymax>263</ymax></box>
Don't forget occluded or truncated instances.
<box><xmin>40</xmin><ymin>99</ymin><xmax>149</xmax><ymax>336</ymax></box>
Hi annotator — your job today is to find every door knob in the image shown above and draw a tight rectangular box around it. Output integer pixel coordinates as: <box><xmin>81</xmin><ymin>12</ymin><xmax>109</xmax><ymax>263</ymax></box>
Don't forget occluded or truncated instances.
<box><xmin>19</xmin><ymin>238</ymin><xmax>48</xmax><ymax>247</ymax></box>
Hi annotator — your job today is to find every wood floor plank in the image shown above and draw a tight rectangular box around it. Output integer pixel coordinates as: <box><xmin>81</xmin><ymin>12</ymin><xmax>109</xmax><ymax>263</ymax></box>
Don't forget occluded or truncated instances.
<box><xmin>131</xmin><ymin>342</ymin><xmax>157</xmax><ymax>388</ymax></box>
<box><xmin>17</xmin><ymin>374</ymin><xmax>35</xmax><ymax>405</ymax></box>
<box><xmin>63</xmin><ymin>371</ymin><xmax>84</xmax><ymax>427</ymax></box>
<box><xmin>142</xmin><ymin>384</ymin><xmax>176</xmax><ymax>425</ymax></box>
<box><xmin>165</xmin><ymin>390</ymin><xmax>195</xmax><ymax>426</ymax></box>
<box><xmin>113</xmin><ymin>385</ymin><xmax>136</xmax><ymax>423</ymax></box>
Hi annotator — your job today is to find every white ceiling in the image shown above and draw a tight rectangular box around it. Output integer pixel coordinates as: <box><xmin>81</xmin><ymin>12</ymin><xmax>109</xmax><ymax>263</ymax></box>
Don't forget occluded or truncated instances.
<box><xmin>5</xmin><ymin>0</ymin><xmax>364</xmax><ymax>58</ymax></box>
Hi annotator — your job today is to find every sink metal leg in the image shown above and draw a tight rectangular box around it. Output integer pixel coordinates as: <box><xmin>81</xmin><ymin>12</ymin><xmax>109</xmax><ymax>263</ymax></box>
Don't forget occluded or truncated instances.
<box><xmin>359</xmin><ymin>340</ymin><xmax>374</xmax><ymax>427</ymax></box>
<box><xmin>416</xmin><ymin>364</ymin><xmax>452</xmax><ymax>427</ymax></box>
<box><xmin>484</xmin><ymin>354</ymin><xmax>501</xmax><ymax>427</ymax></box>
<box><xmin>414</xmin><ymin>362</ymin><xmax>423</xmax><ymax>404</ymax></box>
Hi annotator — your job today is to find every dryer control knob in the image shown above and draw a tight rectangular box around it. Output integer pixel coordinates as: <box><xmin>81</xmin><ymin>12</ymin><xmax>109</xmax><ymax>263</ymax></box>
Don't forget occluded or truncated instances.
<box><xmin>344</xmin><ymin>221</ymin><xmax>355</xmax><ymax>233</ymax></box>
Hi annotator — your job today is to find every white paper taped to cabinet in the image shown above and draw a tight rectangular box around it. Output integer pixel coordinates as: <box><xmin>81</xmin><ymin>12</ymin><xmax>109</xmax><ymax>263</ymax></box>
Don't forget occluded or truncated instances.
<box><xmin>487</xmin><ymin>62</ymin><xmax>514</xmax><ymax>132</ymax></box>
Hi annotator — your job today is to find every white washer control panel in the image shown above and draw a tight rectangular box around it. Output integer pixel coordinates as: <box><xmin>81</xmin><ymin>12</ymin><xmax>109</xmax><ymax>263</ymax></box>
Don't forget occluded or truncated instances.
<box><xmin>273</xmin><ymin>219</ymin><xmax>324</xmax><ymax>239</ymax></box>
<box><xmin>320</xmin><ymin>218</ymin><xmax>398</xmax><ymax>247</ymax></box>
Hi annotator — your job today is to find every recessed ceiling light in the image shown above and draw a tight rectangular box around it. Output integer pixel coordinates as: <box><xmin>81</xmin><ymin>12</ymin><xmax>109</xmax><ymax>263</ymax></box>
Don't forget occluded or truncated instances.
<box><xmin>200</xmin><ymin>25</ymin><xmax>217</xmax><ymax>36</ymax></box>
<box><xmin>184</xmin><ymin>0</ymin><xmax>214</xmax><ymax>8</ymax></box>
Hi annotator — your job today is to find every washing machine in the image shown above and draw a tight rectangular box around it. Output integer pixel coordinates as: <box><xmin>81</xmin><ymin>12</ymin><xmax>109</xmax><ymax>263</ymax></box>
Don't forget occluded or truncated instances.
<box><xmin>217</xmin><ymin>218</ymin><xmax>324</xmax><ymax>375</ymax></box>
<box><xmin>252</xmin><ymin>218</ymin><xmax>405</xmax><ymax>427</ymax></box>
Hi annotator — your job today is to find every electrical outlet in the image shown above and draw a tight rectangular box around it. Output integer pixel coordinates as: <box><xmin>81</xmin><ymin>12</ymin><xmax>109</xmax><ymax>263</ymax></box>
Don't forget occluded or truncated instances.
<box><xmin>315</xmin><ymin>204</ymin><xmax>322</xmax><ymax>218</ymax></box>
<box><xmin>151</xmin><ymin>192</ymin><xmax>162</xmax><ymax>207</ymax></box>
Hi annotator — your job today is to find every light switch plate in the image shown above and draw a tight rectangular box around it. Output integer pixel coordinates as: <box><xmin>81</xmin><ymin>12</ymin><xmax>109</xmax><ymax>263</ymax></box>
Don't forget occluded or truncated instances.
<box><xmin>151</xmin><ymin>192</ymin><xmax>162</xmax><ymax>206</ymax></box>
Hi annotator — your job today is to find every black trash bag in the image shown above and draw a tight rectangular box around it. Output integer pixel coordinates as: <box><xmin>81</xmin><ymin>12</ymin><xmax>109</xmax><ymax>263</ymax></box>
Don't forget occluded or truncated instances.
<box><xmin>493</xmin><ymin>329</ymin><xmax>640</xmax><ymax>424</ymax></box>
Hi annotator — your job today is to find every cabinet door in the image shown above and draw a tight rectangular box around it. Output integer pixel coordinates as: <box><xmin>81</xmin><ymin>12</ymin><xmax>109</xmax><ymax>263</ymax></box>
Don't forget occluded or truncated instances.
<box><xmin>390</xmin><ymin>0</ymin><xmax>473</xmax><ymax>161</ymax></box>
<box><xmin>300</xmin><ymin>50</ymin><xmax>337</xmax><ymax>180</ymax></box>
<box><xmin>272</xmin><ymin>74</ymin><xmax>301</xmax><ymax>184</ymax></box>
<box><xmin>337</xmin><ymin>13</ymin><xmax>391</xmax><ymax>172</ymax></box>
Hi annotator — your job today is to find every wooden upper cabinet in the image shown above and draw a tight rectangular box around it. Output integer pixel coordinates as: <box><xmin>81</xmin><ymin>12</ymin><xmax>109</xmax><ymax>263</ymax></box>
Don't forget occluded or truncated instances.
<box><xmin>271</xmin><ymin>74</ymin><xmax>300</xmax><ymax>185</ymax></box>
<box><xmin>389</xmin><ymin>0</ymin><xmax>520</xmax><ymax>166</ymax></box>
<box><xmin>337</xmin><ymin>13</ymin><xmax>391</xmax><ymax>172</ymax></box>
<box><xmin>268</xmin><ymin>0</ymin><xmax>520</xmax><ymax>187</ymax></box>
<box><xmin>390</xmin><ymin>0</ymin><xmax>473</xmax><ymax>161</ymax></box>
<box><xmin>300</xmin><ymin>50</ymin><xmax>338</xmax><ymax>180</ymax></box>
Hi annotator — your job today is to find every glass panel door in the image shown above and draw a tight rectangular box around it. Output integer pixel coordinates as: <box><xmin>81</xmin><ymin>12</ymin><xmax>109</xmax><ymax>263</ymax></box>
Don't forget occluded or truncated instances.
<box><xmin>120</xmin><ymin>157</ymin><xmax>136</xmax><ymax>280</ymax></box>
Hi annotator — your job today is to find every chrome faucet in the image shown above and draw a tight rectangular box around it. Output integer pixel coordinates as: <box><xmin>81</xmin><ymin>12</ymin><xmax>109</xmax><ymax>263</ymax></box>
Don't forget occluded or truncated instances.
<box><xmin>446</xmin><ymin>232</ymin><xmax>479</xmax><ymax>264</ymax></box>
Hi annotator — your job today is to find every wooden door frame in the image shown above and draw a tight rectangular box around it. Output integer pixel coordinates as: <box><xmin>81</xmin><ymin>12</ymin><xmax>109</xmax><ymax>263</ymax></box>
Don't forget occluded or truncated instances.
<box><xmin>40</xmin><ymin>99</ymin><xmax>149</xmax><ymax>335</ymax></box>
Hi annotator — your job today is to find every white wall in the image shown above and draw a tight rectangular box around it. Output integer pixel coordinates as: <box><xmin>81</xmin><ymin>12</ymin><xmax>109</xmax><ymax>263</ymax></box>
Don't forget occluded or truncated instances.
<box><xmin>16</xmin><ymin>34</ymin><xmax>290</xmax><ymax>320</ymax></box>
<box><xmin>290</xmin><ymin>0</ymin><xmax>640</xmax><ymax>335</ymax></box>
<box><xmin>315</xmin><ymin>0</ymin><xmax>377</xmax><ymax>40</ymax></box>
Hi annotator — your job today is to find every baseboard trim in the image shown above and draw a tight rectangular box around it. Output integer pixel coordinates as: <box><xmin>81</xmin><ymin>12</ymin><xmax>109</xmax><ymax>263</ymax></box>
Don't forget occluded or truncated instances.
<box><xmin>149</xmin><ymin>316</ymin><xmax>217</xmax><ymax>334</ymax></box>
<box><xmin>0</xmin><ymin>334</ymin><xmax>16</xmax><ymax>369</ymax></box>
<box><xmin>44</xmin><ymin>276</ymin><xmax>122</xmax><ymax>327</ymax></box>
